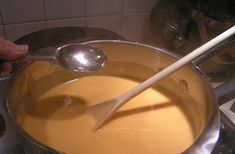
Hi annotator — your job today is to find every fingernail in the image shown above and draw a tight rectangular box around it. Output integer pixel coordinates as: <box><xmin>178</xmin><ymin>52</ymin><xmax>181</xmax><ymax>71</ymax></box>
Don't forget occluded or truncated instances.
<box><xmin>17</xmin><ymin>44</ymin><xmax>29</xmax><ymax>51</ymax></box>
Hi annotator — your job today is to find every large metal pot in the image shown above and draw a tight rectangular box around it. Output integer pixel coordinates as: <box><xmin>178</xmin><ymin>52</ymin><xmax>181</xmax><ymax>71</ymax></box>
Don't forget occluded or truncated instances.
<box><xmin>2</xmin><ymin>40</ymin><xmax>220</xmax><ymax>153</ymax></box>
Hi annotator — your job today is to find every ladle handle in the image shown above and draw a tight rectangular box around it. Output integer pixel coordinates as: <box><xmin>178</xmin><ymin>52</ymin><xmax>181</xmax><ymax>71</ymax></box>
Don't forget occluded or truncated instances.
<box><xmin>0</xmin><ymin>53</ymin><xmax>54</xmax><ymax>66</ymax></box>
<box><xmin>14</xmin><ymin>53</ymin><xmax>54</xmax><ymax>62</ymax></box>
<box><xmin>118</xmin><ymin>25</ymin><xmax>235</xmax><ymax>103</ymax></box>
<box><xmin>0</xmin><ymin>51</ymin><xmax>55</xmax><ymax>79</ymax></box>
<box><xmin>1</xmin><ymin>46</ymin><xmax>56</xmax><ymax>64</ymax></box>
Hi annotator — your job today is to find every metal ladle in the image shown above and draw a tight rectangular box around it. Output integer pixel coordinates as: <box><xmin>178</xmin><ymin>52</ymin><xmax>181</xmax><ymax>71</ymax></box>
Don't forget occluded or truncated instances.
<box><xmin>87</xmin><ymin>25</ymin><xmax>235</xmax><ymax>130</ymax></box>
<box><xmin>9</xmin><ymin>43</ymin><xmax>107</xmax><ymax>72</ymax></box>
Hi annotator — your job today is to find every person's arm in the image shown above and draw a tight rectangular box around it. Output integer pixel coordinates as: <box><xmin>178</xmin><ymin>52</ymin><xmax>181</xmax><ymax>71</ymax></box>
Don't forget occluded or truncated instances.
<box><xmin>0</xmin><ymin>37</ymin><xmax>28</xmax><ymax>73</ymax></box>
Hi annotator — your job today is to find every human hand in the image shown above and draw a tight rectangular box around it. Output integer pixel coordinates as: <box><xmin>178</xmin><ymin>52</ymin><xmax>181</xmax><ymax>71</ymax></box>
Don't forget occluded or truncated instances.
<box><xmin>0</xmin><ymin>37</ymin><xmax>28</xmax><ymax>73</ymax></box>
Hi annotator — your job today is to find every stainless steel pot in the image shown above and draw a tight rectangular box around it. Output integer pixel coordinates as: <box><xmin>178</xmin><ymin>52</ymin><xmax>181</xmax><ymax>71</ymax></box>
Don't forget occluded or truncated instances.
<box><xmin>2</xmin><ymin>40</ymin><xmax>220</xmax><ymax>154</ymax></box>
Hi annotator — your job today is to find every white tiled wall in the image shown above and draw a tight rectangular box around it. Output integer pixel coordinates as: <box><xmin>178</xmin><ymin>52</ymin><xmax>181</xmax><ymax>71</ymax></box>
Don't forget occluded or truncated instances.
<box><xmin>47</xmin><ymin>17</ymin><xmax>86</xmax><ymax>28</ymax></box>
<box><xmin>86</xmin><ymin>0</ymin><xmax>123</xmax><ymax>16</ymax></box>
<box><xmin>0</xmin><ymin>0</ymin><xmax>45</xmax><ymax>24</ymax></box>
<box><xmin>45</xmin><ymin>0</ymin><xmax>86</xmax><ymax>19</ymax></box>
<box><xmin>0</xmin><ymin>10</ymin><xmax>4</xmax><ymax>37</ymax></box>
<box><xmin>123</xmin><ymin>13</ymin><xmax>150</xmax><ymax>41</ymax></box>
<box><xmin>0</xmin><ymin>11</ymin><xmax>2</xmax><ymax>25</ymax></box>
<box><xmin>5</xmin><ymin>22</ymin><xmax>47</xmax><ymax>41</ymax></box>
<box><xmin>124</xmin><ymin>0</ymin><xmax>158</xmax><ymax>13</ymax></box>
<box><xmin>0</xmin><ymin>0</ymin><xmax>158</xmax><ymax>42</ymax></box>
<box><xmin>87</xmin><ymin>15</ymin><xmax>123</xmax><ymax>34</ymax></box>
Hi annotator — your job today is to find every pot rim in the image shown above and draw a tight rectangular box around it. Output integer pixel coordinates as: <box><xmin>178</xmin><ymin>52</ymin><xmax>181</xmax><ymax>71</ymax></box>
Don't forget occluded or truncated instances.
<box><xmin>5</xmin><ymin>39</ymin><xmax>220</xmax><ymax>154</ymax></box>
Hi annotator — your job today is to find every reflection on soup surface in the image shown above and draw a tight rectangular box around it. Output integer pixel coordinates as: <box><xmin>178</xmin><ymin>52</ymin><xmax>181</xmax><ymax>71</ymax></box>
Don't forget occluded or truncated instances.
<box><xmin>22</xmin><ymin>75</ymin><xmax>195</xmax><ymax>154</ymax></box>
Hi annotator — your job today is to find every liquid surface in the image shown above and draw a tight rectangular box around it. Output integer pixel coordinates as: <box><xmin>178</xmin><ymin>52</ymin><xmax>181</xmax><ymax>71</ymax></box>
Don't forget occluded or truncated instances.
<box><xmin>22</xmin><ymin>76</ymin><xmax>195</xmax><ymax>154</ymax></box>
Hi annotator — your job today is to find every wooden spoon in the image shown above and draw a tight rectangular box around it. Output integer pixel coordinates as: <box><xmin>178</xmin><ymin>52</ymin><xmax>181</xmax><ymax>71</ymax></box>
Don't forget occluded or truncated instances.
<box><xmin>87</xmin><ymin>25</ymin><xmax>235</xmax><ymax>130</ymax></box>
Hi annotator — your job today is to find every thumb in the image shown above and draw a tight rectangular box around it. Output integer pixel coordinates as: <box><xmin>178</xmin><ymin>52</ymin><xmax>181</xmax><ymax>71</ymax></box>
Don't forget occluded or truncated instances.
<box><xmin>0</xmin><ymin>44</ymin><xmax>28</xmax><ymax>60</ymax></box>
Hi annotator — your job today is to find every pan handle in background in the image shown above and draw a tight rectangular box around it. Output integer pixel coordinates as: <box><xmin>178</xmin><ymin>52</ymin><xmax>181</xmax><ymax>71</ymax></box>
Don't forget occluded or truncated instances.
<box><xmin>214</xmin><ymin>75</ymin><xmax>235</xmax><ymax>106</ymax></box>
<box><xmin>192</xmin><ymin>34</ymin><xmax>235</xmax><ymax>105</ymax></box>
<box><xmin>192</xmin><ymin>34</ymin><xmax>235</xmax><ymax>65</ymax></box>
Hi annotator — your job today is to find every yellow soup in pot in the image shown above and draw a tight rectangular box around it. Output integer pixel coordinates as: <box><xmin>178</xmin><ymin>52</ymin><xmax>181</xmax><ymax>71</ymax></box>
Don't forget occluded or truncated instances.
<box><xmin>22</xmin><ymin>75</ymin><xmax>195</xmax><ymax>154</ymax></box>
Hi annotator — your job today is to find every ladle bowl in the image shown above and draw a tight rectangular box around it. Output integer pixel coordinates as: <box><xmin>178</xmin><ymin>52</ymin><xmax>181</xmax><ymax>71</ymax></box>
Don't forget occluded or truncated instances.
<box><xmin>55</xmin><ymin>44</ymin><xmax>107</xmax><ymax>72</ymax></box>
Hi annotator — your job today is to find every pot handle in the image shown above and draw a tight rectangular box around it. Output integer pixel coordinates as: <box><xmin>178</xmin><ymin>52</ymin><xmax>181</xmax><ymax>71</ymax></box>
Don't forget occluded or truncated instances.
<box><xmin>192</xmin><ymin>33</ymin><xmax>235</xmax><ymax>105</ymax></box>
<box><xmin>0</xmin><ymin>73</ymin><xmax>13</xmax><ymax>81</ymax></box>
<box><xmin>0</xmin><ymin>74</ymin><xmax>10</xmax><ymax>139</ymax></box>
<box><xmin>0</xmin><ymin>114</ymin><xmax>6</xmax><ymax>138</ymax></box>
<box><xmin>214</xmin><ymin>74</ymin><xmax>235</xmax><ymax>105</ymax></box>
<box><xmin>192</xmin><ymin>35</ymin><xmax>235</xmax><ymax>65</ymax></box>
<box><xmin>0</xmin><ymin>74</ymin><xmax>12</xmax><ymax>139</ymax></box>
<box><xmin>0</xmin><ymin>76</ymin><xmax>26</xmax><ymax>152</ymax></box>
